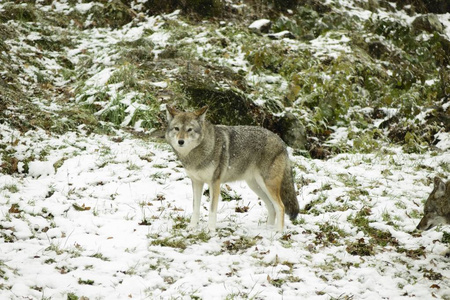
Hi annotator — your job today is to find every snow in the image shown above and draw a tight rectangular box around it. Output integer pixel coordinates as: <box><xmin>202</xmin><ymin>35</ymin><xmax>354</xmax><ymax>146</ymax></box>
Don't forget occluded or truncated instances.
<box><xmin>436</xmin><ymin>132</ymin><xmax>450</xmax><ymax>151</ymax></box>
<box><xmin>309</xmin><ymin>33</ymin><xmax>352</xmax><ymax>58</ymax></box>
<box><xmin>149</xmin><ymin>81</ymin><xmax>168</xmax><ymax>88</ymax></box>
<box><xmin>1</xmin><ymin>123</ymin><xmax>450</xmax><ymax>299</ymax></box>
<box><xmin>85</xmin><ymin>67</ymin><xmax>114</xmax><ymax>88</ymax></box>
<box><xmin>76</xmin><ymin>3</ymin><xmax>98</xmax><ymax>15</ymax></box>
<box><xmin>249</xmin><ymin>19</ymin><xmax>271</xmax><ymax>30</ymax></box>
<box><xmin>28</xmin><ymin>161</ymin><xmax>55</xmax><ymax>177</ymax></box>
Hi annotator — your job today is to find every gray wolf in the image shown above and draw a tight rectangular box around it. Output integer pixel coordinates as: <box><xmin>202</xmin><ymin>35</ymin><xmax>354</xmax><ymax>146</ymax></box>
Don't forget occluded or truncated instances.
<box><xmin>417</xmin><ymin>176</ymin><xmax>450</xmax><ymax>256</ymax></box>
<box><xmin>165</xmin><ymin>105</ymin><xmax>299</xmax><ymax>232</ymax></box>
<box><xmin>417</xmin><ymin>177</ymin><xmax>450</xmax><ymax>231</ymax></box>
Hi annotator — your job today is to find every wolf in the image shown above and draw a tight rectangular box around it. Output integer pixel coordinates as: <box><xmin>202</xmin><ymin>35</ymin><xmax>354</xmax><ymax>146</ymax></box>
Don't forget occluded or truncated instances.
<box><xmin>417</xmin><ymin>177</ymin><xmax>450</xmax><ymax>231</ymax></box>
<box><xmin>416</xmin><ymin>176</ymin><xmax>450</xmax><ymax>257</ymax></box>
<box><xmin>165</xmin><ymin>105</ymin><xmax>299</xmax><ymax>232</ymax></box>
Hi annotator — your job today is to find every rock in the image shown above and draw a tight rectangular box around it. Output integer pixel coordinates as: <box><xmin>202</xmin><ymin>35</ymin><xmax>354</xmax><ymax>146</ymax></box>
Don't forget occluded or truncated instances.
<box><xmin>276</xmin><ymin>112</ymin><xmax>307</xmax><ymax>149</ymax></box>
<box><xmin>435</xmin><ymin>35</ymin><xmax>450</xmax><ymax>65</ymax></box>
<box><xmin>267</xmin><ymin>31</ymin><xmax>296</xmax><ymax>40</ymax></box>
<box><xmin>249</xmin><ymin>19</ymin><xmax>272</xmax><ymax>34</ymax></box>
<box><xmin>392</xmin><ymin>0</ymin><xmax>450</xmax><ymax>14</ymax></box>
<box><xmin>412</xmin><ymin>14</ymin><xmax>444</xmax><ymax>34</ymax></box>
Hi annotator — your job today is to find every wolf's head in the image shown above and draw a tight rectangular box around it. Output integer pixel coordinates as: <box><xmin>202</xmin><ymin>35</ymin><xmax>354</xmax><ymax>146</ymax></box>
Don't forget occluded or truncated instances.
<box><xmin>417</xmin><ymin>177</ymin><xmax>450</xmax><ymax>231</ymax></box>
<box><xmin>165</xmin><ymin>105</ymin><xmax>209</xmax><ymax>156</ymax></box>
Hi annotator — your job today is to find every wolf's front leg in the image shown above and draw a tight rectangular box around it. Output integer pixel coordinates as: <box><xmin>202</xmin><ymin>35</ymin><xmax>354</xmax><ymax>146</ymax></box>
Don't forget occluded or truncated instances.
<box><xmin>188</xmin><ymin>179</ymin><xmax>203</xmax><ymax>229</ymax></box>
<box><xmin>208</xmin><ymin>181</ymin><xmax>221</xmax><ymax>232</ymax></box>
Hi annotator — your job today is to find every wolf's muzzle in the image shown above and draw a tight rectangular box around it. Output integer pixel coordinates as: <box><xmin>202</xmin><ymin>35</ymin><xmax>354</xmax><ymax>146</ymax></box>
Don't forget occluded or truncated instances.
<box><xmin>178</xmin><ymin>140</ymin><xmax>185</xmax><ymax>146</ymax></box>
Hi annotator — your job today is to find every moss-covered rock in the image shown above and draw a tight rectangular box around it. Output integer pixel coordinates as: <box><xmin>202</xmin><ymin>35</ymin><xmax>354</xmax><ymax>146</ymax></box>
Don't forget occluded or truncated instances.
<box><xmin>0</xmin><ymin>3</ymin><xmax>40</xmax><ymax>23</ymax></box>
<box><xmin>392</xmin><ymin>0</ymin><xmax>450</xmax><ymax>14</ymax></box>
<box><xmin>412</xmin><ymin>14</ymin><xmax>444</xmax><ymax>34</ymax></box>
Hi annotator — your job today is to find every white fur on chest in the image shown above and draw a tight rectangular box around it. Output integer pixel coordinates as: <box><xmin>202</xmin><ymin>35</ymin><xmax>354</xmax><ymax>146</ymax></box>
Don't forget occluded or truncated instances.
<box><xmin>185</xmin><ymin>164</ymin><xmax>217</xmax><ymax>183</ymax></box>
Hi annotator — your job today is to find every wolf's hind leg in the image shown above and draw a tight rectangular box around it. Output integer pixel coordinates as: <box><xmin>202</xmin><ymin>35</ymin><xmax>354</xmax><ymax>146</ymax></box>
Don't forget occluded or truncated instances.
<box><xmin>263</xmin><ymin>180</ymin><xmax>285</xmax><ymax>232</ymax></box>
<box><xmin>246</xmin><ymin>178</ymin><xmax>276</xmax><ymax>225</ymax></box>
<box><xmin>257</xmin><ymin>155</ymin><xmax>286</xmax><ymax>232</ymax></box>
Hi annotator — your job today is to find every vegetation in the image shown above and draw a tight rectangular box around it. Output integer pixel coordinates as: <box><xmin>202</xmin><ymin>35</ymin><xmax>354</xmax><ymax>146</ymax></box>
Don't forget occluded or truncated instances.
<box><xmin>1</xmin><ymin>0</ymin><xmax>448</xmax><ymax>162</ymax></box>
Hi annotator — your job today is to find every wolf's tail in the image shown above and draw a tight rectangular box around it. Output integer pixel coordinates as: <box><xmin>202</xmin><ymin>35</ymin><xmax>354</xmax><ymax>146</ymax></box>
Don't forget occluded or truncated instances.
<box><xmin>281</xmin><ymin>161</ymin><xmax>299</xmax><ymax>221</ymax></box>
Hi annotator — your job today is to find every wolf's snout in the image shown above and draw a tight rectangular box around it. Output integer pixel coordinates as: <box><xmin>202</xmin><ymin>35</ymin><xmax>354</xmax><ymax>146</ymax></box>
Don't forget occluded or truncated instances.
<box><xmin>178</xmin><ymin>140</ymin><xmax>185</xmax><ymax>146</ymax></box>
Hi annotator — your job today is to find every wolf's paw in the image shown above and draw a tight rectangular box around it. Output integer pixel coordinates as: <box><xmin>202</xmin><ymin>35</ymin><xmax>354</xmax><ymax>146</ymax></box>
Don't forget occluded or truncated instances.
<box><xmin>187</xmin><ymin>223</ymin><xmax>198</xmax><ymax>230</ymax></box>
<box><xmin>207</xmin><ymin>223</ymin><xmax>217</xmax><ymax>233</ymax></box>
<box><xmin>187</xmin><ymin>219</ymin><xmax>199</xmax><ymax>230</ymax></box>
<box><xmin>207</xmin><ymin>226</ymin><xmax>217</xmax><ymax>233</ymax></box>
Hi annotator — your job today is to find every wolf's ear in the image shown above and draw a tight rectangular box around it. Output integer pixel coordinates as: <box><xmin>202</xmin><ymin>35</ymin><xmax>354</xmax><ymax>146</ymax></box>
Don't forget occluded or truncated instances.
<box><xmin>194</xmin><ymin>105</ymin><xmax>208</xmax><ymax>122</ymax></box>
<box><xmin>434</xmin><ymin>176</ymin><xmax>446</xmax><ymax>198</ymax></box>
<box><xmin>166</xmin><ymin>105</ymin><xmax>179</xmax><ymax>122</ymax></box>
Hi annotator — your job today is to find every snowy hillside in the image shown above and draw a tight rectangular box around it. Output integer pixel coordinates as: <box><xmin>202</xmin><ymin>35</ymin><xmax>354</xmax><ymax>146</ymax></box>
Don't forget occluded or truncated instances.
<box><xmin>1</xmin><ymin>0</ymin><xmax>450</xmax><ymax>299</ymax></box>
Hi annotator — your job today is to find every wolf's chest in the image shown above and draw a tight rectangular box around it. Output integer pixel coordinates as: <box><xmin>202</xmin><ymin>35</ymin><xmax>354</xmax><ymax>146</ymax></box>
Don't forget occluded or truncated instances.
<box><xmin>185</xmin><ymin>164</ymin><xmax>217</xmax><ymax>183</ymax></box>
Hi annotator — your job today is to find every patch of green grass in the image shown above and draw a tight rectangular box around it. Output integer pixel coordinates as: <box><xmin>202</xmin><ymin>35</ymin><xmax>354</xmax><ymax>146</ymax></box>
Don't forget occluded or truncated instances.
<box><xmin>78</xmin><ymin>278</ymin><xmax>95</xmax><ymax>285</ymax></box>
<box><xmin>221</xmin><ymin>189</ymin><xmax>242</xmax><ymax>202</ymax></box>
<box><xmin>44</xmin><ymin>258</ymin><xmax>56</xmax><ymax>264</ymax></box>
<box><xmin>439</xmin><ymin>162</ymin><xmax>450</xmax><ymax>173</ymax></box>
<box><xmin>348</xmin><ymin>207</ymin><xmax>399</xmax><ymax>251</ymax></box>
<box><xmin>67</xmin><ymin>293</ymin><xmax>80</xmax><ymax>300</ymax></box>
<box><xmin>149</xmin><ymin>233</ymin><xmax>188</xmax><ymax>250</ymax></box>
<box><xmin>203</xmin><ymin>187</ymin><xmax>242</xmax><ymax>202</ymax></box>
<box><xmin>108</xmin><ymin>64</ymin><xmax>139</xmax><ymax>90</ymax></box>
<box><xmin>152</xmin><ymin>164</ymin><xmax>168</xmax><ymax>169</ymax></box>
<box><xmin>336</xmin><ymin>173</ymin><xmax>358</xmax><ymax>188</ymax></box>
<box><xmin>346</xmin><ymin>238</ymin><xmax>375</xmax><ymax>256</ymax></box>
<box><xmin>3</xmin><ymin>184</ymin><xmax>19</xmax><ymax>193</ymax></box>
<box><xmin>408</xmin><ymin>209</ymin><xmax>422</xmax><ymax>220</ymax></box>
<box><xmin>116</xmin><ymin>38</ymin><xmax>155</xmax><ymax>65</ymax></box>
<box><xmin>45</xmin><ymin>244</ymin><xmax>65</xmax><ymax>255</ymax></box>
<box><xmin>442</xmin><ymin>232</ymin><xmax>450</xmax><ymax>245</ymax></box>
<box><xmin>127</xmin><ymin>162</ymin><xmax>141</xmax><ymax>171</ymax></box>
<box><xmin>397</xmin><ymin>247</ymin><xmax>426</xmax><ymax>259</ymax></box>
<box><xmin>395</xmin><ymin>201</ymin><xmax>407</xmax><ymax>210</ymax></box>
<box><xmin>348</xmin><ymin>188</ymin><xmax>369</xmax><ymax>201</ymax></box>
<box><xmin>173</xmin><ymin>216</ymin><xmax>189</xmax><ymax>230</ymax></box>
<box><xmin>0</xmin><ymin>260</ymin><xmax>10</xmax><ymax>280</ymax></box>
<box><xmin>187</xmin><ymin>231</ymin><xmax>211</xmax><ymax>244</ymax></box>
<box><xmin>350</xmin><ymin>129</ymin><xmax>385</xmax><ymax>153</ymax></box>
<box><xmin>222</xmin><ymin>236</ymin><xmax>261</xmax><ymax>254</ymax></box>
<box><xmin>90</xmin><ymin>253</ymin><xmax>110</xmax><ymax>261</ymax></box>
<box><xmin>302</xmin><ymin>193</ymin><xmax>328</xmax><ymax>216</ymax></box>
<box><xmin>314</xmin><ymin>222</ymin><xmax>348</xmax><ymax>247</ymax></box>
<box><xmin>98</xmin><ymin>96</ymin><xmax>127</xmax><ymax>126</ymax></box>
<box><xmin>420</xmin><ymin>268</ymin><xmax>443</xmax><ymax>281</ymax></box>
<box><xmin>292</xmin><ymin>217</ymin><xmax>306</xmax><ymax>226</ymax></box>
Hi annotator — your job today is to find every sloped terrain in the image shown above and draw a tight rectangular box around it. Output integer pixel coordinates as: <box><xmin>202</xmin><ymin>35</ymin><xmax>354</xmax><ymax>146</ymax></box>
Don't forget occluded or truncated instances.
<box><xmin>1</xmin><ymin>0</ymin><xmax>450</xmax><ymax>299</ymax></box>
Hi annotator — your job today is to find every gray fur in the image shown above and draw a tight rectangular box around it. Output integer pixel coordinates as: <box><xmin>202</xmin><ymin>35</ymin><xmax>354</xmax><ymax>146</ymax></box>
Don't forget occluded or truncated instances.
<box><xmin>417</xmin><ymin>177</ymin><xmax>450</xmax><ymax>257</ymax></box>
<box><xmin>417</xmin><ymin>177</ymin><xmax>450</xmax><ymax>231</ymax></box>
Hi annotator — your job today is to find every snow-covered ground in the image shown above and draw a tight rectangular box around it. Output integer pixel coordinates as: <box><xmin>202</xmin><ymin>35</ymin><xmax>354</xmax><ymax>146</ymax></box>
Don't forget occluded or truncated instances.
<box><xmin>1</xmin><ymin>124</ymin><xmax>449</xmax><ymax>299</ymax></box>
<box><xmin>1</xmin><ymin>0</ymin><xmax>450</xmax><ymax>299</ymax></box>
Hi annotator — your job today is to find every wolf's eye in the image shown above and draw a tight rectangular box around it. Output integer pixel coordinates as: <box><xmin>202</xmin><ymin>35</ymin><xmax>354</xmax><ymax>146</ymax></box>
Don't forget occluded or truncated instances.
<box><xmin>187</xmin><ymin>128</ymin><xmax>193</xmax><ymax>132</ymax></box>
<box><xmin>174</xmin><ymin>127</ymin><xmax>179</xmax><ymax>131</ymax></box>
